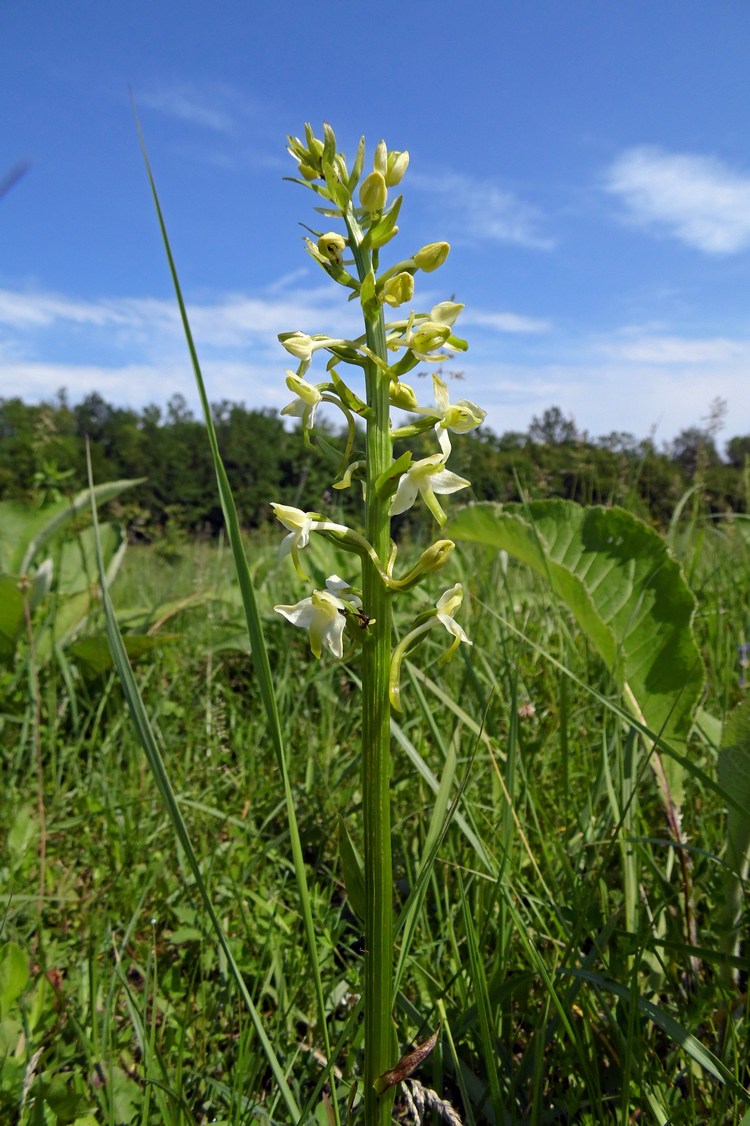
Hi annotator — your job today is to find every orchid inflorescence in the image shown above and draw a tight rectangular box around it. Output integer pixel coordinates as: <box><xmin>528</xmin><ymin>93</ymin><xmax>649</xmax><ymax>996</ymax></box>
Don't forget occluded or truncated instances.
<box><xmin>272</xmin><ymin>122</ymin><xmax>485</xmax><ymax>710</ymax></box>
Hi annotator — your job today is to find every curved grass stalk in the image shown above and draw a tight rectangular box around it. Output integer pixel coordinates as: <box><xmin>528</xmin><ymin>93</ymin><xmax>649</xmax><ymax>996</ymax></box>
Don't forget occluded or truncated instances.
<box><xmin>132</xmin><ymin>118</ymin><xmax>340</xmax><ymax>1124</ymax></box>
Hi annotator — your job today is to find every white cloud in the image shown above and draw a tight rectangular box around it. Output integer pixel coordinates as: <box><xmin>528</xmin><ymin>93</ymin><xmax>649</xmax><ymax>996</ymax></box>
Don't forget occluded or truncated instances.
<box><xmin>0</xmin><ymin>358</ymin><xmax>290</xmax><ymax>414</ymax></box>
<box><xmin>464</xmin><ymin>309</ymin><xmax>552</xmax><ymax>334</ymax></box>
<box><xmin>0</xmin><ymin>283</ymin><xmax>362</xmax><ymax>357</ymax></box>
<box><xmin>138</xmin><ymin>84</ymin><xmax>242</xmax><ymax>134</ymax></box>
<box><xmin>412</xmin><ymin>169</ymin><xmax>554</xmax><ymax>250</ymax></box>
<box><xmin>598</xmin><ymin>333</ymin><xmax>750</xmax><ymax>366</ymax></box>
<box><xmin>2</xmin><ymin>285</ymin><xmax>748</xmax><ymax>443</ymax></box>
<box><xmin>605</xmin><ymin>146</ymin><xmax>750</xmax><ymax>254</ymax></box>
<box><xmin>467</xmin><ymin>348</ymin><xmax>749</xmax><ymax>443</ymax></box>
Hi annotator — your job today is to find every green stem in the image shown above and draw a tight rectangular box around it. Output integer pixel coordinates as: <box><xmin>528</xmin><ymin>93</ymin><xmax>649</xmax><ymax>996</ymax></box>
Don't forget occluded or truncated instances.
<box><xmin>347</xmin><ymin>210</ymin><xmax>396</xmax><ymax>1125</ymax></box>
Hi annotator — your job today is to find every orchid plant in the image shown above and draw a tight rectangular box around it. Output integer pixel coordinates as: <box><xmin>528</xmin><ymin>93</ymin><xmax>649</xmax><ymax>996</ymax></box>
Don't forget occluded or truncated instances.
<box><xmin>272</xmin><ymin>124</ymin><xmax>485</xmax><ymax>1124</ymax></box>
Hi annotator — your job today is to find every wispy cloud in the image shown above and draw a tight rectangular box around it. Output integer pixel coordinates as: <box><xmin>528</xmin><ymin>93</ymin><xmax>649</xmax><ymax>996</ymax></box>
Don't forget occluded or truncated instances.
<box><xmin>139</xmin><ymin>85</ymin><xmax>237</xmax><ymax>134</ymax></box>
<box><xmin>598</xmin><ymin>332</ymin><xmax>750</xmax><ymax>366</ymax></box>
<box><xmin>463</xmin><ymin>309</ymin><xmax>552</xmax><ymax>334</ymax></box>
<box><xmin>412</xmin><ymin>169</ymin><xmax>554</xmax><ymax>250</ymax></box>
<box><xmin>604</xmin><ymin>146</ymin><xmax>750</xmax><ymax>254</ymax></box>
<box><xmin>2</xmin><ymin>286</ymin><xmax>747</xmax><ymax>443</ymax></box>
<box><xmin>0</xmin><ymin>283</ymin><xmax>361</xmax><ymax>357</ymax></box>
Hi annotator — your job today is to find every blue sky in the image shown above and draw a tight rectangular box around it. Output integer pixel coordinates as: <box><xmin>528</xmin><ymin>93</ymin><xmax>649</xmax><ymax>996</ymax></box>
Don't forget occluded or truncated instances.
<box><xmin>2</xmin><ymin>1</ymin><xmax>750</xmax><ymax>447</ymax></box>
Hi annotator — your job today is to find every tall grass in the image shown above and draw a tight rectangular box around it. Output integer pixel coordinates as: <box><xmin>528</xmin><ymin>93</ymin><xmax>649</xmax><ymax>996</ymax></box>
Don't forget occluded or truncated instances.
<box><xmin>1</xmin><ymin>506</ymin><xmax>748</xmax><ymax>1122</ymax></box>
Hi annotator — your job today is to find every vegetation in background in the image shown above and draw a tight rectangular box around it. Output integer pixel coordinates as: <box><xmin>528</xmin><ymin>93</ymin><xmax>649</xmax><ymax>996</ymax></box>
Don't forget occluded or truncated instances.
<box><xmin>1</xmin><ymin>393</ymin><xmax>748</xmax><ymax>540</ymax></box>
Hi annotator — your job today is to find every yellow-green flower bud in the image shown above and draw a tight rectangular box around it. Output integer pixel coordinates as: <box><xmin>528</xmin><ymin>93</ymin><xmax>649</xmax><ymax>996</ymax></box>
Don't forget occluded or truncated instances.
<box><xmin>298</xmin><ymin>161</ymin><xmax>319</xmax><ymax>181</ymax></box>
<box><xmin>389</xmin><ymin>380</ymin><xmax>419</xmax><ymax>411</ymax></box>
<box><xmin>394</xmin><ymin>538</ymin><xmax>456</xmax><ymax>591</ymax></box>
<box><xmin>359</xmin><ymin>170</ymin><xmax>388</xmax><ymax>213</ymax></box>
<box><xmin>418</xmin><ymin>539</ymin><xmax>455</xmax><ymax>573</ymax></box>
<box><xmin>278</xmin><ymin>331</ymin><xmax>314</xmax><ymax>362</ymax></box>
<box><xmin>374</xmin><ymin>139</ymin><xmax>388</xmax><ymax>177</ymax></box>
<box><xmin>414</xmin><ymin>242</ymin><xmax>450</xmax><ymax>272</ymax></box>
<box><xmin>317</xmin><ymin>232</ymin><xmax>347</xmax><ymax>267</ymax></box>
<box><xmin>381</xmin><ymin>271</ymin><xmax>414</xmax><ymax>308</ymax></box>
<box><xmin>385</xmin><ymin>150</ymin><xmax>409</xmax><ymax>186</ymax></box>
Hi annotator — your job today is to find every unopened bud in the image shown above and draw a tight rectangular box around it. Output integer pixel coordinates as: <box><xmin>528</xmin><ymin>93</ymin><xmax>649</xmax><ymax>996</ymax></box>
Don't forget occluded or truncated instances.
<box><xmin>298</xmin><ymin>162</ymin><xmax>319</xmax><ymax>181</ymax></box>
<box><xmin>385</xmin><ymin>150</ymin><xmax>409</xmax><ymax>186</ymax></box>
<box><xmin>418</xmin><ymin>539</ymin><xmax>455</xmax><ymax>573</ymax></box>
<box><xmin>395</xmin><ymin>538</ymin><xmax>456</xmax><ymax>591</ymax></box>
<box><xmin>381</xmin><ymin>271</ymin><xmax>414</xmax><ymax>308</ymax></box>
<box><xmin>279</xmin><ymin>331</ymin><xmax>314</xmax><ymax>362</ymax></box>
<box><xmin>317</xmin><ymin>232</ymin><xmax>347</xmax><ymax>267</ymax></box>
<box><xmin>414</xmin><ymin>242</ymin><xmax>450</xmax><ymax>272</ymax></box>
<box><xmin>389</xmin><ymin>380</ymin><xmax>419</xmax><ymax>411</ymax></box>
<box><xmin>374</xmin><ymin>140</ymin><xmax>388</xmax><ymax>177</ymax></box>
<box><xmin>359</xmin><ymin>171</ymin><xmax>388</xmax><ymax>213</ymax></box>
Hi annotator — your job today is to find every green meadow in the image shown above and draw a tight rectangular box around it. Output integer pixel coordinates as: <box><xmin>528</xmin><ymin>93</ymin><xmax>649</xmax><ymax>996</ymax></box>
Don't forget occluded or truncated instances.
<box><xmin>1</xmin><ymin>490</ymin><xmax>749</xmax><ymax>1124</ymax></box>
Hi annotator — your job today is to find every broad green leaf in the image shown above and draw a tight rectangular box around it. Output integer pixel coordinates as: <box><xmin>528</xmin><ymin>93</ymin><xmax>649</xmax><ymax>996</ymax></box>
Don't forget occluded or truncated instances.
<box><xmin>718</xmin><ymin>697</ymin><xmax>750</xmax><ymax>872</ymax></box>
<box><xmin>448</xmin><ymin>501</ymin><xmax>704</xmax><ymax>754</ymax></box>
<box><xmin>33</xmin><ymin>524</ymin><xmax>128</xmax><ymax>666</ymax></box>
<box><xmin>0</xmin><ymin>942</ymin><xmax>28</xmax><ymax>1018</ymax></box>
<box><xmin>0</xmin><ymin>479</ymin><xmax>143</xmax><ymax>575</ymax></box>
<box><xmin>0</xmin><ymin>575</ymin><xmax>25</xmax><ymax>663</ymax></box>
<box><xmin>6</xmin><ymin>806</ymin><xmax>36</xmax><ymax>865</ymax></box>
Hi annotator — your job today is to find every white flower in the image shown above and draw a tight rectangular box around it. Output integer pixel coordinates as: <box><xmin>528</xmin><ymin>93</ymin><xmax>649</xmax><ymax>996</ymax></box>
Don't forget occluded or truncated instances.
<box><xmin>280</xmin><ymin>371</ymin><xmax>323</xmax><ymax>431</ymax></box>
<box><xmin>421</xmin><ymin>374</ymin><xmax>486</xmax><ymax>434</ymax></box>
<box><xmin>274</xmin><ymin>575</ymin><xmax>358</xmax><ymax>660</ymax></box>
<box><xmin>278</xmin><ymin>331</ymin><xmax>314</xmax><ymax>362</ymax></box>
<box><xmin>270</xmin><ymin>503</ymin><xmax>348</xmax><ymax>579</ymax></box>
<box><xmin>435</xmin><ymin>584</ymin><xmax>472</xmax><ymax>646</ymax></box>
<box><xmin>388</xmin><ymin>581</ymin><xmax>472</xmax><ymax>711</ymax></box>
<box><xmin>390</xmin><ymin>427</ymin><xmax>469</xmax><ymax>526</ymax></box>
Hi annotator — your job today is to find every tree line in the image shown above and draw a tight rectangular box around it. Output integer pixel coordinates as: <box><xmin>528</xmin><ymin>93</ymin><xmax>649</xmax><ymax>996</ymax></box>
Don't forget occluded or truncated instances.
<box><xmin>1</xmin><ymin>390</ymin><xmax>748</xmax><ymax>539</ymax></box>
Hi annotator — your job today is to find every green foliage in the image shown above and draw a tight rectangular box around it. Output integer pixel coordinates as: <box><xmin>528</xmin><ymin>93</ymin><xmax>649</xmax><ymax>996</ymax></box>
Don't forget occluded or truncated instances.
<box><xmin>447</xmin><ymin>500</ymin><xmax>705</xmax><ymax>755</ymax></box>
<box><xmin>3</xmin><ymin>395</ymin><xmax>749</xmax><ymax>539</ymax></box>
<box><xmin>0</xmin><ymin>480</ymin><xmax>141</xmax><ymax>671</ymax></box>
<box><xmin>1</xmin><ymin>516</ymin><xmax>748</xmax><ymax>1123</ymax></box>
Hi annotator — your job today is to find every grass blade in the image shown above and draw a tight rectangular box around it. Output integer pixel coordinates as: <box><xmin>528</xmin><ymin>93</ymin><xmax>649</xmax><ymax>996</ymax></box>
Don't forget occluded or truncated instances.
<box><xmin>135</xmin><ymin>111</ymin><xmax>339</xmax><ymax>1124</ymax></box>
<box><xmin>86</xmin><ymin>443</ymin><xmax>303</xmax><ymax>1123</ymax></box>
